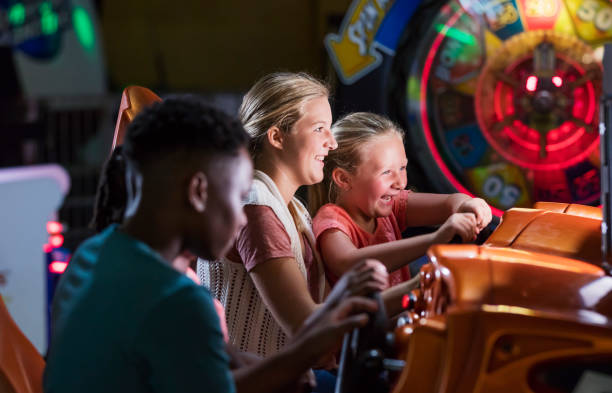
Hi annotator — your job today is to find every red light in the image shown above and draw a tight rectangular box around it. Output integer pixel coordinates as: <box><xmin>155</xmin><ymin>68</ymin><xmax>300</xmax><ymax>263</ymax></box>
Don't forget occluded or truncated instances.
<box><xmin>43</xmin><ymin>243</ymin><xmax>53</xmax><ymax>253</ymax></box>
<box><xmin>420</xmin><ymin>7</ymin><xmax>503</xmax><ymax>217</ymax></box>
<box><xmin>402</xmin><ymin>294</ymin><xmax>411</xmax><ymax>309</ymax></box>
<box><xmin>526</xmin><ymin>76</ymin><xmax>538</xmax><ymax>92</ymax></box>
<box><xmin>49</xmin><ymin>234</ymin><xmax>64</xmax><ymax>248</ymax></box>
<box><xmin>49</xmin><ymin>261</ymin><xmax>68</xmax><ymax>274</ymax></box>
<box><xmin>552</xmin><ymin>75</ymin><xmax>563</xmax><ymax>87</ymax></box>
<box><xmin>47</xmin><ymin>221</ymin><xmax>63</xmax><ymax>234</ymax></box>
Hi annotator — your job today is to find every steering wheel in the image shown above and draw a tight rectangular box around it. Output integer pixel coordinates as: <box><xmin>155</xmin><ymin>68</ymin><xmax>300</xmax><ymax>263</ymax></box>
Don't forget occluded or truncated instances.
<box><xmin>335</xmin><ymin>292</ymin><xmax>404</xmax><ymax>393</ymax></box>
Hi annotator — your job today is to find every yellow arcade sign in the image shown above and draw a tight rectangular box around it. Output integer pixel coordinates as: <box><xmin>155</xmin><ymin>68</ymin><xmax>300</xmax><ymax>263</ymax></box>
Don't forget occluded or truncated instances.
<box><xmin>325</xmin><ymin>0</ymin><xmax>394</xmax><ymax>85</ymax></box>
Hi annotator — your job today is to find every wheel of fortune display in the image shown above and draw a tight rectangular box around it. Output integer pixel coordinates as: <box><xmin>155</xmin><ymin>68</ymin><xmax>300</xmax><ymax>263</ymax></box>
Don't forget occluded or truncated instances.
<box><xmin>406</xmin><ymin>0</ymin><xmax>605</xmax><ymax>216</ymax></box>
<box><xmin>325</xmin><ymin>0</ymin><xmax>612</xmax><ymax>217</ymax></box>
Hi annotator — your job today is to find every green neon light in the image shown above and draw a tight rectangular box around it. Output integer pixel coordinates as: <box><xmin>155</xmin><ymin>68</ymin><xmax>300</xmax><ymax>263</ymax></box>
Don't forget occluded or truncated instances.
<box><xmin>407</xmin><ymin>76</ymin><xmax>420</xmax><ymax>102</ymax></box>
<box><xmin>435</xmin><ymin>24</ymin><xmax>476</xmax><ymax>46</ymax></box>
<box><xmin>8</xmin><ymin>3</ymin><xmax>25</xmax><ymax>26</ymax></box>
<box><xmin>72</xmin><ymin>6</ymin><xmax>95</xmax><ymax>50</ymax></box>
<box><xmin>39</xmin><ymin>1</ymin><xmax>58</xmax><ymax>35</ymax></box>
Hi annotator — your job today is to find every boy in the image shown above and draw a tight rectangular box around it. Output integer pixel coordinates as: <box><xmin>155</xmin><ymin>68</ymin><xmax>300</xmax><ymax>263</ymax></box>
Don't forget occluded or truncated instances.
<box><xmin>44</xmin><ymin>98</ymin><xmax>378</xmax><ymax>393</ymax></box>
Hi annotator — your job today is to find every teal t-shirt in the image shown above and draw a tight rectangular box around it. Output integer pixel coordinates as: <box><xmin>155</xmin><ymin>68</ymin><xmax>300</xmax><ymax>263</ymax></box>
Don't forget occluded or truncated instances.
<box><xmin>44</xmin><ymin>225</ymin><xmax>235</xmax><ymax>393</ymax></box>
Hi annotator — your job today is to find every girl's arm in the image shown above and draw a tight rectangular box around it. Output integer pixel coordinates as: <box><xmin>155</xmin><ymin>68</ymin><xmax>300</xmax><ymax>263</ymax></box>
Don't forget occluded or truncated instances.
<box><xmin>319</xmin><ymin>229</ymin><xmax>435</xmax><ymax>277</ymax></box>
<box><xmin>404</xmin><ymin>192</ymin><xmax>491</xmax><ymax>229</ymax></box>
<box><xmin>250</xmin><ymin>257</ymin><xmax>389</xmax><ymax>336</ymax></box>
<box><xmin>319</xmin><ymin>212</ymin><xmax>478</xmax><ymax>278</ymax></box>
<box><xmin>249</xmin><ymin>257</ymin><xmax>318</xmax><ymax>335</ymax></box>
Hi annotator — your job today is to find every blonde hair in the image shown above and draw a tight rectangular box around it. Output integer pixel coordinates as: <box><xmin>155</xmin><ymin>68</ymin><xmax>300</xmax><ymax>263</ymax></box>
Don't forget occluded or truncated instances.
<box><xmin>239</xmin><ymin>72</ymin><xmax>329</xmax><ymax>162</ymax></box>
<box><xmin>308</xmin><ymin>112</ymin><xmax>404</xmax><ymax>215</ymax></box>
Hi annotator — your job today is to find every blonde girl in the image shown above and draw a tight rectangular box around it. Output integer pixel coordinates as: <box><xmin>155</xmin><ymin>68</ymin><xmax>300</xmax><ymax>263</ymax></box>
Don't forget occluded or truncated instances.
<box><xmin>311</xmin><ymin>112</ymin><xmax>492</xmax><ymax>287</ymax></box>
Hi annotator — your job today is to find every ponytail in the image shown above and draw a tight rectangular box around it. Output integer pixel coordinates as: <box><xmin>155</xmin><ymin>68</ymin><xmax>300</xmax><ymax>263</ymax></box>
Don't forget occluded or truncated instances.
<box><xmin>90</xmin><ymin>146</ymin><xmax>128</xmax><ymax>232</ymax></box>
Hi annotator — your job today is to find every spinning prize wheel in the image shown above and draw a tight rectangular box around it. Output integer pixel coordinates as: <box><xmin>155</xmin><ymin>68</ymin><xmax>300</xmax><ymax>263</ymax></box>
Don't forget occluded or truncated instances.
<box><xmin>410</xmin><ymin>0</ymin><xmax>604</xmax><ymax>215</ymax></box>
<box><xmin>327</xmin><ymin>0</ymin><xmax>612</xmax><ymax>215</ymax></box>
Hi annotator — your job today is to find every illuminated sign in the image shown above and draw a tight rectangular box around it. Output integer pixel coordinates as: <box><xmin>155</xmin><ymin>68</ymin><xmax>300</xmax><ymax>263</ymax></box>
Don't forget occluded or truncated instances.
<box><xmin>325</xmin><ymin>0</ymin><xmax>423</xmax><ymax>84</ymax></box>
<box><xmin>0</xmin><ymin>1</ymin><xmax>97</xmax><ymax>59</ymax></box>
<box><xmin>0</xmin><ymin>1</ymin><xmax>71</xmax><ymax>59</ymax></box>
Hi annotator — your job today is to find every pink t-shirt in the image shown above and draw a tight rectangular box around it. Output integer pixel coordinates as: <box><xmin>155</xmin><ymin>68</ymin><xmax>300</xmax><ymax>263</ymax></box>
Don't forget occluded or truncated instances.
<box><xmin>313</xmin><ymin>189</ymin><xmax>412</xmax><ymax>288</ymax></box>
<box><xmin>225</xmin><ymin>205</ymin><xmax>319</xmax><ymax>302</ymax></box>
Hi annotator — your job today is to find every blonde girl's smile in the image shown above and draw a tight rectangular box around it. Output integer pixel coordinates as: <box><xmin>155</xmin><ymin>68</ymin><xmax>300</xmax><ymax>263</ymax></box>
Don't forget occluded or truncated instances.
<box><xmin>334</xmin><ymin>132</ymin><xmax>408</xmax><ymax>229</ymax></box>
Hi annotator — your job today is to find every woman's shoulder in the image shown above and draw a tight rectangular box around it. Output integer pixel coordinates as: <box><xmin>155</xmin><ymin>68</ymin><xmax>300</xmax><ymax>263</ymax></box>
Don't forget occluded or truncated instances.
<box><xmin>243</xmin><ymin>205</ymin><xmax>288</xmax><ymax>234</ymax></box>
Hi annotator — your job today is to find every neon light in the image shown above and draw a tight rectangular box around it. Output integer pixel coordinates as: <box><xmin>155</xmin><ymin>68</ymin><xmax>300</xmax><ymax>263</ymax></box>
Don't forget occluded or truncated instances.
<box><xmin>526</xmin><ymin>76</ymin><xmax>538</xmax><ymax>92</ymax></box>
<box><xmin>420</xmin><ymin>7</ymin><xmax>504</xmax><ymax>216</ymax></box>
<box><xmin>72</xmin><ymin>7</ymin><xmax>95</xmax><ymax>50</ymax></box>
<box><xmin>49</xmin><ymin>234</ymin><xmax>64</xmax><ymax>248</ymax></box>
<box><xmin>493</xmin><ymin>79</ymin><xmax>587</xmax><ymax>154</ymax></box>
<box><xmin>47</xmin><ymin>221</ymin><xmax>63</xmax><ymax>234</ymax></box>
<box><xmin>402</xmin><ymin>294</ymin><xmax>410</xmax><ymax>309</ymax></box>
<box><xmin>39</xmin><ymin>2</ymin><xmax>58</xmax><ymax>35</ymax></box>
<box><xmin>8</xmin><ymin>3</ymin><xmax>25</xmax><ymax>26</ymax></box>
<box><xmin>49</xmin><ymin>261</ymin><xmax>68</xmax><ymax>274</ymax></box>
<box><xmin>434</xmin><ymin>23</ymin><xmax>477</xmax><ymax>46</ymax></box>
<box><xmin>552</xmin><ymin>75</ymin><xmax>563</xmax><ymax>87</ymax></box>
<box><xmin>478</xmin><ymin>55</ymin><xmax>599</xmax><ymax>171</ymax></box>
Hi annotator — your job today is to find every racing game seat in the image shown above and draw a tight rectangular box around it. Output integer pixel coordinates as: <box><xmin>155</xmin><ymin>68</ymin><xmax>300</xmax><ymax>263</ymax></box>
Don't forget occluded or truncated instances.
<box><xmin>0</xmin><ymin>297</ymin><xmax>44</xmax><ymax>393</ymax></box>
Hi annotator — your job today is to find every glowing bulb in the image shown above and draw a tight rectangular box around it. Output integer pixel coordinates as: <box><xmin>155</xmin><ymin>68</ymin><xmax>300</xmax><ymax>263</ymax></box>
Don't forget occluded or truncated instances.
<box><xmin>552</xmin><ymin>75</ymin><xmax>563</xmax><ymax>87</ymax></box>
<box><xmin>47</xmin><ymin>221</ymin><xmax>63</xmax><ymax>234</ymax></box>
<box><xmin>49</xmin><ymin>234</ymin><xmax>64</xmax><ymax>248</ymax></box>
<box><xmin>526</xmin><ymin>76</ymin><xmax>538</xmax><ymax>92</ymax></box>
<box><xmin>72</xmin><ymin>7</ymin><xmax>95</xmax><ymax>50</ymax></box>
<box><xmin>49</xmin><ymin>261</ymin><xmax>68</xmax><ymax>274</ymax></box>
<box><xmin>39</xmin><ymin>1</ymin><xmax>58</xmax><ymax>35</ymax></box>
<box><xmin>8</xmin><ymin>3</ymin><xmax>25</xmax><ymax>26</ymax></box>
<box><xmin>402</xmin><ymin>294</ymin><xmax>411</xmax><ymax>309</ymax></box>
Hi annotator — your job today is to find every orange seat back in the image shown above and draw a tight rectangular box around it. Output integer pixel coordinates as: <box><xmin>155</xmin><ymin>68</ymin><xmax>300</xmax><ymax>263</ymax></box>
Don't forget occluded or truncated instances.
<box><xmin>112</xmin><ymin>86</ymin><xmax>162</xmax><ymax>150</ymax></box>
<box><xmin>0</xmin><ymin>297</ymin><xmax>44</xmax><ymax>393</ymax></box>
<box><xmin>484</xmin><ymin>207</ymin><xmax>602</xmax><ymax>265</ymax></box>
<box><xmin>533</xmin><ymin>201</ymin><xmax>602</xmax><ymax>220</ymax></box>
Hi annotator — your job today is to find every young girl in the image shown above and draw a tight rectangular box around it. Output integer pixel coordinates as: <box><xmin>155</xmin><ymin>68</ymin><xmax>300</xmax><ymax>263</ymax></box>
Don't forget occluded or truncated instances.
<box><xmin>311</xmin><ymin>112</ymin><xmax>492</xmax><ymax>287</ymax></box>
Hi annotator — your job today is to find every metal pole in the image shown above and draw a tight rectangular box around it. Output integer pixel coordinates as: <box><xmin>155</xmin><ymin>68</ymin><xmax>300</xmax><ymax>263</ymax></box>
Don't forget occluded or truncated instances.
<box><xmin>600</xmin><ymin>44</ymin><xmax>612</xmax><ymax>274</ymax></box>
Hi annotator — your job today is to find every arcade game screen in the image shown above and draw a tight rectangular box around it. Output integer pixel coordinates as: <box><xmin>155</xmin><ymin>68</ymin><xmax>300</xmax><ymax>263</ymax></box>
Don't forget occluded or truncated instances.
<box><xmin>402</xmin><ymin>0</ymin><xmax>607</xmax><ymax>215</ymax></box>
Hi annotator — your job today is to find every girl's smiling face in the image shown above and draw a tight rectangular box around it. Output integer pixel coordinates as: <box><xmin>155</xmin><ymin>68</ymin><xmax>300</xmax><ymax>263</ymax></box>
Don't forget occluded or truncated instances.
<box><xmin>340</xmin><ymin>132</ymin><xmax>407</xmax><ymax>227</ymax></box>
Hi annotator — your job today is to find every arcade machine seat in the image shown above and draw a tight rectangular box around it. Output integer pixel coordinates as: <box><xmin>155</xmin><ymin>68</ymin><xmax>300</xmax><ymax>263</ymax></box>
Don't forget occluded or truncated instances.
<box><xmin>112</xmin><ymin>86</ymin><xmax>161</xmax><ymax>150</ymax></box>
<box><xmin>0</xmin><ymin>297</ymin><xmax>44</xmax><ymax>393</ymax></box>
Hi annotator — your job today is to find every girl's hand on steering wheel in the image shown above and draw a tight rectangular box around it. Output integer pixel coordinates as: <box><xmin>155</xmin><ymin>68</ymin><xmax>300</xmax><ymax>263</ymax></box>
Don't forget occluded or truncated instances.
<box><xmin>458</xmin><ymin>197</ymin><xmax>492</xmax><ymax>231</ymax></box>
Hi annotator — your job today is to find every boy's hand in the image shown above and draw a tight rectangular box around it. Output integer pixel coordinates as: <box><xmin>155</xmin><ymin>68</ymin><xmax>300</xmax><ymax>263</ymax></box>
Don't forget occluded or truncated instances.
<box><xmin>457</xmin><ymin>198</ymin><xmax>492</xmax><ymax>230</ymax></box>
<box><xmin>326</xmin><ymin>259</ymin><xmax>388</xmax><ymax>306</ymax></box>
<box><xmin>435</xmin><ymin>212</ymin><xmax>478</xmax><ymax>243</ymax></box>
<box><xmin>294</xmin><ymin>296</ymin><xmax>379</xmax><ymax>365</ymax></box>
